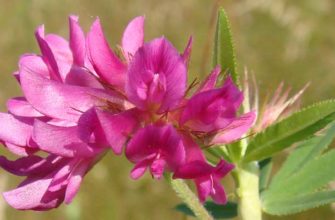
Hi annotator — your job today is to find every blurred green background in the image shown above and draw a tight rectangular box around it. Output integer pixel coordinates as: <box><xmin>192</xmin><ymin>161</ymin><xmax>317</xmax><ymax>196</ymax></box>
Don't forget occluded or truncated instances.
<box><xmin>0</xmin><ymin>0</ymin><xmax>334</xmax><ymax>219</ymax></box>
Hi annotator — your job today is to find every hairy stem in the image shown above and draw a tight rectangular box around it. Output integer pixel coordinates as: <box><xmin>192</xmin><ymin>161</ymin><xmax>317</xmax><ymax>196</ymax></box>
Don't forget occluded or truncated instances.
<box><xmin>236</xmin><ymin>162</ymin><xmax>262</xmax><ymax>220</ymax></box>
<box><xmin>170</xmin><ymin>179</ymin><xmax>213</xmax><ymax>220</ymax></box>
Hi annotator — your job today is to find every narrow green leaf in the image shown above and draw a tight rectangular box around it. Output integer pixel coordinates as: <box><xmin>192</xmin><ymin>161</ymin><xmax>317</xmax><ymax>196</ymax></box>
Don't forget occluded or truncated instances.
<box><xmin>213</xmin><ymin>8</ymin><xmax>238</xmax><ymax>84</ymax></box>
<box><xmin>244</xmin><ymin>100</ymin><xmax>335</xmax><ymax>162</ymax></box>
<box><xmin>262</xmin><ymin>190</ymin><xmax>335</xmax><ymax>215</ymax></box>
<box><xmin>263</xmin><ymin>149</ymin><xmax>335</xmax><ymax>198</ymax></box>
<box><xmin>259</xmin><ymin>158</ymin><xmax>273</xmax><ymax>192</ymax></box>
<box><xmin>271</xmin><ymin>123</ymin><xmax>335</xmax><ymax>187</ymax></box>
<box><xmin>175</xmin><ymin>201</ymin><xmax>238</xmax><ymax>219</ymax></box>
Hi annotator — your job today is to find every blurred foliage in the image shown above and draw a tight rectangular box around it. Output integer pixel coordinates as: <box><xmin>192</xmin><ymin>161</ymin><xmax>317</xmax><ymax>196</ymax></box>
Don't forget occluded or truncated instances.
<box><xmin>0</xmin><ymin>0</ymin><xmax>334</xmax><ymax>219</ymax></box>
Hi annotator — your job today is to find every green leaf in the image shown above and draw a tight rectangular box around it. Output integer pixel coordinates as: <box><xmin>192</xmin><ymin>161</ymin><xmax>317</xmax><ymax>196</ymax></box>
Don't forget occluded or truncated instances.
<box><xmin>263</xmin><ymin>149</ymin><xmax>335</xmax><ymax>197</ymax></box>
<box><xmin>259</xmin><ymin>158</ymin><xmax>273</xmax><ymax>192</ymax></box>
<box><xmin>261</xmin><ymin>125</ymin><xmax>335</xmax><ymax>215</ymax></box>
<box><xmin>213</xmin><ymin>8</ymin><xmax>238</xmax><ymax>84</ymax></box>
<box><xmin>175</xmin><ymin>201</ymin><xmax>238</xmax><ymax>219</ymax></box>
<box><xmin>262</xmin><ymin>190</ymin><xmax>335</xmax><ymax>215</ymax></box>
<box><xmin>244</xmin><ymin>100</ymin><xmax>335</xmax><ymax>162</ymax></box>
<box><xmin>271</xmin><ymin>123</ymin><xmax>335</xmax><ymax>187</ymax></box>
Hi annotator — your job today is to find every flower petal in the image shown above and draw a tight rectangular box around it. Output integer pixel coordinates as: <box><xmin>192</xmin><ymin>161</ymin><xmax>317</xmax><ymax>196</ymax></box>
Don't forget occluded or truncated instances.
<box><xmin>3</xmin><ymin>177</ymin><xmax>53</xmax><ymax>210</ymax></box>
<box><xmin>173</xmin><ymin>160</ymin><xmax>214</xmax><ymax>179</ymax></box>
<box><xmin>196</xmin><ymin>66</ymin><xmax>221</xmax><ymax>93</ymax></box>
<box><xmin>20</xmin><ymin>64</ymin><xmax>121</xmax><ymax>121</ymax></box>
<box><xmin>69</xmin><ymin>15</ymin><xmax>85</xmax><ymax>66</ymax></box>
<box><xmin>210</xmin><ymin>111</ymin><xmax>255</xmax><ymax>145</ymax></box>
<box><xmin>122</xmin><ymin>16</ymin><xmax>145</xmax><ymax>61</ymax></box>
<box><xmin>126</xmin><ymin>37</ymin><xmax>187</xmax><ymax>112</ymax></box>
<box><xmin>0</xmin><ymin>113</ymin><xmax>33</xmax><ymax>146</ymax></box>
<box><xmin>35</xmin><ymin>26</ymin><xmax>62</xmax><ymax>81</ymax></box>
<box><xmin>7</xmin><ymin>97</ymin><xmax>44</xmax><ymax>118</ymax></box>
<box><xmin>210</xmin><ymin>179</ymin><xmax>227</xmax><ymax>204</ymax></box>
<box><xmin>33</xmin><ymin>120</ymin><xmax>99</xmax><ymax>157</ymax></box>
<box><xmin>87</xmin><ymin>18</ymin><xmax>126</xmax><ymax>89</ymax></box>
<box><xmin>64</xmin><ymin>161</ymin><xmax>89</xmax><ymax>204</ymax></box>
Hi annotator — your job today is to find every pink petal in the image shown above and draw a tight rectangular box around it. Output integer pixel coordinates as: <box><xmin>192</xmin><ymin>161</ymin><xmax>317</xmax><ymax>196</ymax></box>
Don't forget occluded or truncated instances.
<box><xmin>126</xmin><ymin>37</ymin><xmax>187</xmax><ymax>113</ymax></box>
<box><xmin>122</xmin><ymin>16</ymin><xmax>145</xmax><ymax>61</ymax></box>
<box><xmin>211</xmin><ymin>179</ymin><xmax>227</xmax><ymax>204</ymax></box>
<box><xmin>173</xmin><ymin>160</ymin><xmax>214</xmax><ymax>179</ymax></box>
<box><xmin>0</xmin><ymin>155</ymin><xmax>63</xmax><ymax>176</ymax></box>
<box><xmin>35</xmin><ymin>26</ymin><xmax>62</xmax><ymax>81</ymax></box>
<box><xmin>94</xmin><ymin>109</ymin><xmax>139</xmax><ymax>155</ymax></box>
<box><xmin>196</xmin><ymin>66</ymin><xmax>221</xmax><ymax>93</ymax></box>
<box><xmin>126</xmin><ymin>124</ymin><xmax>185</xmax><ymax>172</ymax></box>
<box><xmin>64</xmin><ymin>161</ymin><xmax>89</xmax><ymax>204</ymax></box>
<box><xmin>4</xmin><ymin>142</ymin><xmax>37</xmax><ymax>156</ymax></box>
<box><xmin>214</xmin><ymin>160</ymin><xmax>235</xmax><ymax>178</ymax></box>
<box><xmin>20</xmin><ymin>64</ymin><xmax>121</xmax><ymax>121</ymax></box>
<box><xmin>64</xmin><ymin>66</ymin><xmax>103</xmax><ymax>88</ymax></box>
<box><xmin>7</xmin><ymin>97</ymin><xmax>44</xmax><ymax>118</ymax></box>
<box><xmin>210</xmin><ymin>111</ymin><xmax>255</xmax><ymax>144</ymax></box>
<box><xmin>195</xmin><ymin>177</ymin><xmax>212</xmax><ymax>204</ymax></box>
<box><xmin>130</xmin><ymin>159</ymin><xmax>149</xmax><ymax>180</ymax></box>
<box><xmin>87</xmin><ymin>18</ymin><xmax>127</xmax><ymax>89</ymax></box>
<box><xmin>150</xmin><ymin>158</ymin><xmax>166</xmax><ymax>179</ymax></box>
<box><xmin>3</xmin><ymin>177</ymin><xmax>53</xmax><ymax>210</ymax></box>
<box><xmin>18</xmin><ymin>54</ymin><xmax>49</xmax><ymax>78</ymax></box>
<box><xmin>45</xmin><ymin>33</ymin><xmax>73</xmax><ymax>80</ymax></box>
<box><xmin>181</xmin><ymin>36</ymin><xmax>193</xmax><ymax>66</ymax></box>
<box><xmin>33</xmin><ymin>120</ymin><xmax>99</xmax><ymax>157</ymax></box>
<box><xmin>69</xmin><ymin>15</ymin><xmax>86</xmax><ymax>66</ymax></box>
<box><xmin>0</xmin><ymin>113</ymin><xmax>33</xmax><ymax>146</ymax></box>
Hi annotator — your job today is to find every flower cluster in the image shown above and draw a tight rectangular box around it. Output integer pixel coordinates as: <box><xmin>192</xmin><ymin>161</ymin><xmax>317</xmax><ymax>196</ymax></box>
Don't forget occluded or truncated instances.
<box><xmin>0</xmin><ymin>16</ymin><xmax>255</xmax><ymax>210</ymax></box>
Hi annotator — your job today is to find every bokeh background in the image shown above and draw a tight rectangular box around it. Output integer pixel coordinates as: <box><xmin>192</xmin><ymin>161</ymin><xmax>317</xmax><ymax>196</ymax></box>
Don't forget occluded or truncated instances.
<box><xmin>0</xmin><ymin>0</ymin><xmax>334</xmax><ymax>219</ymax></box>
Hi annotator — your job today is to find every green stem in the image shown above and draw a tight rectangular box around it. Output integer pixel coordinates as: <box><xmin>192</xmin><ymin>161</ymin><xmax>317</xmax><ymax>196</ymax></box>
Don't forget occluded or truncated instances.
<box><xmin>236</xmin><ymin>162</ymin><xmax>262</xmax><ymax>220</ymax></box>
<box><xmin>170</xmin><ymin>179</ymin><xmax>213</xmax><ymax>220</ymax></box>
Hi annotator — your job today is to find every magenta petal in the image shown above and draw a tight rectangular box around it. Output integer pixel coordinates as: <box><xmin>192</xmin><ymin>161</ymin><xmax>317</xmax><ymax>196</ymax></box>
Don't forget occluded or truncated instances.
<box><xmin>173</xmin><ymin>160</ymin><xmax>214</xmax><ymax>179</ymax></box>
<box><xmin>94</xmin><ymin>109</ymin><xmax>139</xmax><ymax>154</ymax></box>
<box><xmin>181</xmin><ymin>36</ymin><xmax>193</xmax><ymax>65</ymax></box>
<box><xmin>3</xmin><ymin>177</ymin><xmax>53</xmax><ymax>210</ymax></box>
<box><xmin>0</xmin><ymin>113</ymin><xmax>33</xmax><ymax>146</ymax></box>
<box><xmin>87</xmin><ymin>18</ymin><xmax>126</xmax><ymax>89</ymax></box>
<box><xmin>78</xmin><ymin>108</ymin><xmax>138</xmax><ymax>154</ymax></box>
<box><xmin>64</xmin><ymin>161</ymin><xmax>89</xmax><ymax>204</ymax></box>
<box><xmin>35</xmin><ymin>26</ymin><xmax>61</xmax><ymax>81</ymax></box>
<box><xmin>19</xmin><ymin>54</ymin><xmax>49</xmax><ymax>78</ymax></box>
<box><xmin>122</xmin><ymin>16</ymin><xmax>145</xmax><ymax>61</ymax></box>
<box><xmin>45</xmin><ymin>34</ymin><xmax>73</xmax><ymax>80</ymax></box>
<box><xmin>20</xmin><ymin>65</ymin><xmax>120</xmax><ymax>121</ymax></box>
<box><xmin>64</xmin><ymin>66</ymin><xmax>103</xmax><ymax>88</ymax></box>
<box><xmin>210</xmin><ymin>111</ymin><xmax>256</xmax><ymax>145</ymax></box>
<box><xmin>7</xmin><ymin>97</ymin><xmax>44</xmax><ymax>117</ymax></box>
<box><xmin>126</xmin><ymin>124</ymin><xmax>185</xmax><ymax>176</ymax></box>
<box><xmin>150</xmin><ymin>158</ymin><xmax>166</xmax><ymax>179</ymax></box>
<box><xmin>33</xmin><ymin>120</ymin><xmax>98</xmax><ymax>157</ymax></box>
<box><xmin>126</xmin><ymin>37</ymin><xmax>187</xmax><ymax>112</ymax></box>
<box><xmin>0</xmin><ymin>155</ymin><xmax>62</xmax><ymax>176</ymax></box>
<box><xmin>130</xmin><ymin>160</ymin><xmax>150</xmax><ymax>180</ymax></box>
<box><xmin>215</xmin><ymin>160</ymin><xmax>235</xmax><ymax>178</ymax></box>
<box><xmin>69</xmin><ymin>15</ymin><xmax>86</xmax><ymax>66</ymax></box>
<box><xmin>211</xmin><ymin>179</ymin><xmax>227</xmax><ymax>204</ymax></box>
<box><xmin>4</xmin><ymin>142</ymin><xmax>37</xmax><ymax>156</ymax></box>
<box><xmin>195</xmin><ymin>177</ymin><xmax>212</xmax><ymax>204</ymax></box>
<box><xmin>197</xmin><ymin>66</ymin><xmax>221</xmax><ymax>93</ymax></box>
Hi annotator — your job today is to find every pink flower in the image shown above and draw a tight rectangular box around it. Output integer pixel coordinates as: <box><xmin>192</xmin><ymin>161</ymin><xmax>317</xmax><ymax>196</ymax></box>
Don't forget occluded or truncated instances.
<box><xmin>0</xmin><ymin>15</ymin><xmax>124</xmax><ymax>210</ymax></box>
<box><xmin>0</xmin><ymin>155</ymin><xmax>95</xmax><ymax>210</ymax></box>
<box><xmin>0</xmin><ymin>13</ymin><xmax>256</xmax><ymax>210</ymax></box>
<box><xmin>126</xmin><ymin>37</ymin><xmax>187</xmax><ymax>113</ymax></box>
<box><xmin>126</xmin><ymin>124</ymin><xmax>185</xmax><ymax>180</ymax></box>
<box><xmin>180</xmin><ymin>72</ymin><xmax>255</xmax><ymax>145</ymax></box>
<box><xmin>174</xmin><ymin>160</ymin><xmax>234</xmax><ymax>204</ymax></box>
